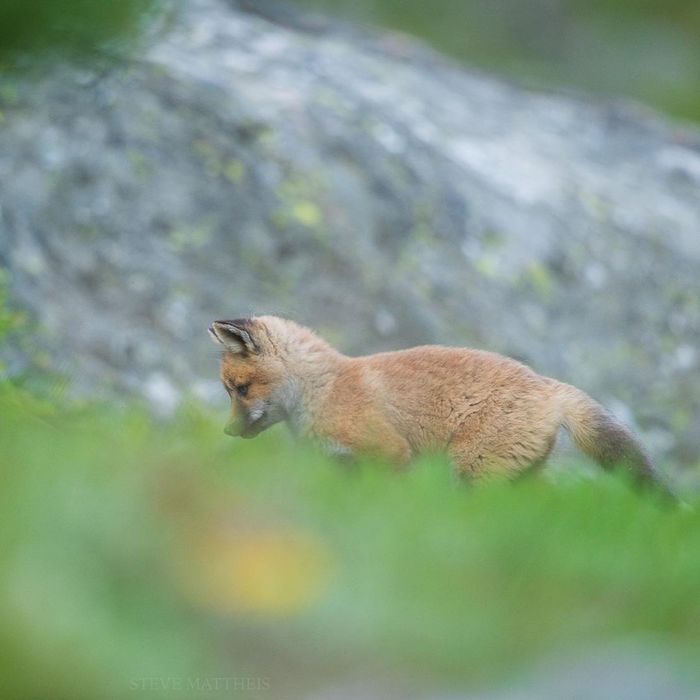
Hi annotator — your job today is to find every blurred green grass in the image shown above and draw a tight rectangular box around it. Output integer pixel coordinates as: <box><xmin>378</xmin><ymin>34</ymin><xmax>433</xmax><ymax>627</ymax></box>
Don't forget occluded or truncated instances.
<box><xmin>2</xmin><ymin>378</ymin><xmax>700</xmax><ymax>699</ymax></box>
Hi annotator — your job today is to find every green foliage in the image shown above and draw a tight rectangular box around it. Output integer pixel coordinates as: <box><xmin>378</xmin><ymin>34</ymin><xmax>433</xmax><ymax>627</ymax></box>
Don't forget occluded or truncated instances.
<box><xmin>0</xmin><ymin>293</ymin><xmax>16</xmax><ymax>343</ymax></box>
<box><xmin>1</xmin><ymin>387</ymin><xmax>699</xmax><ymax>697</ymax></box>
<box><xmin>0</xmin><ymin>272</ymin><xmax>24</xmax><ymax>374</ymax></box>
<box><xmin>0</xmin><ymin>0</ymin><xmax>172</xmax><ymax>62</ymax></box>
<box><xmin>291</xmin><ymin>0</ymin><xmax>700</xmax><ymax>123</ymax></box>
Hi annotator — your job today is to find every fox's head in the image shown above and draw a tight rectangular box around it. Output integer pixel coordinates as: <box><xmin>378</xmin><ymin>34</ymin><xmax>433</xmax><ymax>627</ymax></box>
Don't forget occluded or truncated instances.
<box><xmin>208</xmin><ymin>316</ymin><xmax>338</xmax><ymax>438</ymax></box>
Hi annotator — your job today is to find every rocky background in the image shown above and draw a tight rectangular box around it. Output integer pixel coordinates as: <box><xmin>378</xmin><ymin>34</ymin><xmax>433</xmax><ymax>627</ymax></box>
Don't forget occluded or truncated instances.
<box><xmin>0</xmin><ymin>0</ymin><xmax>699</xmax><ymax>464</ymax></box>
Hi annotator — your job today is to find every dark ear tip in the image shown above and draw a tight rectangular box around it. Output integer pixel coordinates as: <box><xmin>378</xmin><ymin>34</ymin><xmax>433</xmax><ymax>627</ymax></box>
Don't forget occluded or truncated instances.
<box><xmin>213</xmin><ymin>318</ymin><xmax>252</xmax><ymax>329</ymax></box>
<box><xmin>208</xmin><ymin>319</ymin><xmax>258</xmax><ymax>353</ymax></box>
<box><xmin>209</xmin><ymin>321</ymin><xmax>231</xmax><ymax>334</ymax></box>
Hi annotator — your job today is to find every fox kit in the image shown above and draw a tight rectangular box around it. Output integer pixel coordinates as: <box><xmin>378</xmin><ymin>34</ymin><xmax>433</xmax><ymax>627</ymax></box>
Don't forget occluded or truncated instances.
<box><xmin>209</xmin><ymin>316</ymin><xmax>672</xmax><ymax>494</ymax></box>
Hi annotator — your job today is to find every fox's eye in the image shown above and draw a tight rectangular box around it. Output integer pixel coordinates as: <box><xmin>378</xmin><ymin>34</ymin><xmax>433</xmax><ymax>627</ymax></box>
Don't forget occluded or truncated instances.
<box><xmin>236</xmin><ymin>383</ymin><xmax>249</xmax><ymax>398</ymax></box>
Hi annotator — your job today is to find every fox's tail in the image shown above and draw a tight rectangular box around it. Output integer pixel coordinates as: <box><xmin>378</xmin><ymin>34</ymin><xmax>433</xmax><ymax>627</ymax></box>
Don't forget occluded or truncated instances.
<box><xmin>553</xmin><ymin>382</ymin><xmax>676</xmax><ymax>501</ymax></box>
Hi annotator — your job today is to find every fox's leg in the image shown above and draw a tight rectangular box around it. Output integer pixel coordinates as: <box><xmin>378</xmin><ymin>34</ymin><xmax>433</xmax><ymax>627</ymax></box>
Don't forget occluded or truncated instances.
<box><xmin>386</xmin><ymin>439</ymin><xmax>413</xmax><ymax>471</ymax></box>
<box><xmin>512</xmin><ymin>435</ymin><xmax>557</xmax><ymax>480</ymax></box>
<box><xmin>448</xmin><ymin>440</ymin><xmax>515</xmax><ymax>481</ymax></box>
<box><xmin>320</xmin><ymin>439</ymin><xmax>359</xmax><ymax>470</ymax></box>
<box><xmin>325</xmin><ymin>425</ymin><xmax>412</xmax><ymax>471</ymax></box>
<box><xmin>448</xmin><ymin>431</ymin><xmax>556</xmax><ymax>482</ymax></box>
<box><xmin>323</xmin><ymin>438</ymin><xmax>411</xmax><ymax>470</ymax></box>
<box><xmin>322</xmin><ymin>439</ymin><xmax>356</xmax><ymax>461</ymax></box>
<box><xmin>369</xmin><ymin>431</ymin><xmax>412</xmax><ymax>471</ymax></box>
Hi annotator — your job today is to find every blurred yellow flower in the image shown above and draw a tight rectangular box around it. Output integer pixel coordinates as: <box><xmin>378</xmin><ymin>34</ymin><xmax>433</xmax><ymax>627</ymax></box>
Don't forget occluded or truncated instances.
<box><xmin>180</xmin><ymin>528</ymin><xmax>333</xmax><ymax>616</ymax></box>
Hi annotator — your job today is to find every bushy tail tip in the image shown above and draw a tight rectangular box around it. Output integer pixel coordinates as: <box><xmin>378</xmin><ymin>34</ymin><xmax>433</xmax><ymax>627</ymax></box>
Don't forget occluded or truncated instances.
<box><xmin>554</xmin><ymin>382</ymin><xmax>677</xmax><ymax>502</ymax></box>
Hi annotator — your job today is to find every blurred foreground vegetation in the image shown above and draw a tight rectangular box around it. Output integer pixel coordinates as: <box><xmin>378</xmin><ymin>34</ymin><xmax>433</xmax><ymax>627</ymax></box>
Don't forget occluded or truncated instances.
<box><xmin>2</xmin><ymin>370</ymin><xmax>700</xmax><ymax>698</ymax></box>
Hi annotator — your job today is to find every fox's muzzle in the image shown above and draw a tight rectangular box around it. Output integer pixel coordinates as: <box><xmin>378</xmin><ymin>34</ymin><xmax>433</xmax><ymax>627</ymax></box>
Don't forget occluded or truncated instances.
<box><xmin>225</xmin><ymin>419</ymin><xmax>266</xmax><ymax>439</ymax></box>
<box><xmin>224</xmin><ymin>421</ymin><xmax>242</xmax><ymax>437</ymax></box>
<box><xmin>224</xmin><ymin>404</ymin><xmax>267</xmax><ymax>438</ymax></box>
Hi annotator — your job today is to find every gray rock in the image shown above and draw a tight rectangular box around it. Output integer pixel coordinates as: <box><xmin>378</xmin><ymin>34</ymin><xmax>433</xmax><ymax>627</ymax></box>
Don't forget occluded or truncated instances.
<box><xmin>473</xmin><ymin>645</ymin><xmax>699</xmax><ymax>700</ymax></box>
<box><xmin>303</xmin><ymin>644</ymin><xmax>700</xmax><ymax>700</ymax></box>
<box><xmin>0</xmin><ymin>0</ymin><xmax>699</xmax><ymax>464</ymax></box>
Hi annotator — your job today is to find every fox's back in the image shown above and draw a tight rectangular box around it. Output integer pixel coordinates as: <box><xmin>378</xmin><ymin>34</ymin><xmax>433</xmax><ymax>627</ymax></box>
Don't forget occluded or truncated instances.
<box><xmin>328</xmin><ymin>345</ymin><xmax>558</xmax><ymax>450</ymax></box>
<box><xmin>360</xmin><ymin>345</ymin><xmax>551</xmax><ymax>399</ymax></box>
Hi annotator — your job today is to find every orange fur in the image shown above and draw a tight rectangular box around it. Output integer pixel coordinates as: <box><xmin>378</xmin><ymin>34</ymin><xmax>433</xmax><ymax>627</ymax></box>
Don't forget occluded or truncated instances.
<box><xmin>208</xmin><ymin>316</ymin><xmax>673</xmax><ymax>494</ymax></box>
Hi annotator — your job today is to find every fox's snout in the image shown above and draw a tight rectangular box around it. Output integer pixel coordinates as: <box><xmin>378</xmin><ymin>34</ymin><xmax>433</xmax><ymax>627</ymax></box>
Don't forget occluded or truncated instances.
<box><xmin>224</xmin><ymin>403</ymin><xmax>268</xmax><ymax>439</ymax></box>
<box><xmin>224</xmin><ymin>421</ymin><xmax>266</xmax><ymax>439</ymax></box>
<box><xmin>224</xmin><ymin>421</ymin><xmax>241</xmax><ymax>437</ymax></box>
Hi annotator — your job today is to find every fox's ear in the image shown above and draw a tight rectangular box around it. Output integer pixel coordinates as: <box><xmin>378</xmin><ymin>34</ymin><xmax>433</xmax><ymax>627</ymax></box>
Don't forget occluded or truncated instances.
<box><xmin>208</xmin><ymin>319</ymin><xmax>259</xmax><ymax>354</ymax></box>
